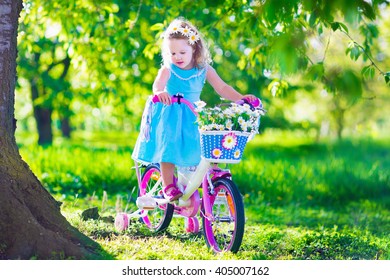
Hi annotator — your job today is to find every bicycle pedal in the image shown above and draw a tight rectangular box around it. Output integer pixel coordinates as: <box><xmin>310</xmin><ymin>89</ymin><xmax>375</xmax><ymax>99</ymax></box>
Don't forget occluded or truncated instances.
<box><xmin>142</xmin><ymin>206</ymin><xmax>157</xmax><ymax>210</ymax></box>
<box><xmin>136</xmin><ymin>195</ymin><xmax>158</xmax><ymax>210</ymax></box>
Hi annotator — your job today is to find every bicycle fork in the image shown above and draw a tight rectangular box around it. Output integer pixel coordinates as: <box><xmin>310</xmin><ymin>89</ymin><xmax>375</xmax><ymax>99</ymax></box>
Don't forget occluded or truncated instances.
<box><xmin>200</xmin><ymin>164</ymin><xmax>232</xmax><ymax>222</ymax></box>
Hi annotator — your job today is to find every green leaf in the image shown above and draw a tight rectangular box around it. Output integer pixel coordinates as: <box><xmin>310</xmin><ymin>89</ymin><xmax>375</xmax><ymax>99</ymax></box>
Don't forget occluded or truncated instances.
<box><xmin>362</xmin><ymin>65</ymin><xmax>375</xmax><ymax>80</ymax></box>
<box><xmin>318</xmin><ymin>24</ymin><xmax>323</xmax><ymax>35</ymax></box>
<box><xmin>349</xmin><ymin>46</ymin><xmax>361</xmax><ymax>61</ymax></box>
<box><xmin>306</xmin><ymin>63</ymin><xmax>324</xmax><ymax>81</ymax></box>
<box><xmin>385</xmin><ymin>72</ymin><xmax>390</xmax><ymax>85</ymax></box>
<box><xmin>331</xmin><ymin>22</ymin><xmax>348</xmax><ymax>33</ymax></box>
<box><xmin>150</xmin><ymin>23</ymin><xmax>164</xmax><ymax>31</ymax></box>
<box><xmin>338</xmin><ymin>22</ymin><xmax>349</xmax><ymax>33</ymax></box>
<box><xmin>309</xmin><ymin>11</ymin><xmax>317</xmax><ymax>27</ymax></box>
<box><xmin>367</xmin><ymin>24</ymin><xmax>379</xmax><ymax>37</ymax></box>
<box><xmin>360</xmin><ymin>1</ymin><xmax>376</xmax><ymax>20</ymax></box>
<box><xmin>331</xmin><ymin>22</ymin><xmax>340</xmax><ymax>31</ymax></box>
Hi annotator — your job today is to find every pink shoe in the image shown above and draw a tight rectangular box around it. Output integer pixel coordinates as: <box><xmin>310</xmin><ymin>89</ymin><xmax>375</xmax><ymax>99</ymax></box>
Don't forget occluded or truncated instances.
<box><xmin>163</xmin><ymin>183</ymin><xmax>183</xmax><ymax>201</ymax></box>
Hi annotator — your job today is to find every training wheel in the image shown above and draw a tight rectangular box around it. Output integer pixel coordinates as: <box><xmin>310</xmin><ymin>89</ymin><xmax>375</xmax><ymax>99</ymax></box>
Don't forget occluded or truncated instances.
<box><xmin>115</xmin><ymin>213</ymin><xmax>129</xmax><ymax>231</ymax></box>
<box><xmin>185</xmin><ymin>217</ymin><xmax>200</xmax><ymax>233</ymax></box>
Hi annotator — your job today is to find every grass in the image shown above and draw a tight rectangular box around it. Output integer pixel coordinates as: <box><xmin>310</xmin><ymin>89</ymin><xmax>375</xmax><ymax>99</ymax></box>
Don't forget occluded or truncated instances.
<box><xmin>17</xmin><ymin>131</ymin><xmax>390</xmax><ymax>260</ymax></box>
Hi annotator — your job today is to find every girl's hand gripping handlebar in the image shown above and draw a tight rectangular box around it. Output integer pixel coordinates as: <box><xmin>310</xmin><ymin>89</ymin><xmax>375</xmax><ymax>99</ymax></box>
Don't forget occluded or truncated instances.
<box><xmin>151</xmin><ymin>94</ymin><xmax>198</xmax><ymax>116</ymax></box>
<box><xmin>235</xmin><ymin>96</ymin><xmax>262</xmax><ymax>109</ymax></box>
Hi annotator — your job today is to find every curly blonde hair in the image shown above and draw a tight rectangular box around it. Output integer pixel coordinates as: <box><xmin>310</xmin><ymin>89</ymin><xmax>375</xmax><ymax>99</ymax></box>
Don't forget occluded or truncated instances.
<box><xmin>161</xmin><ymin>18</ymin><xmax>212</xmax><ymax>69</ymax></box>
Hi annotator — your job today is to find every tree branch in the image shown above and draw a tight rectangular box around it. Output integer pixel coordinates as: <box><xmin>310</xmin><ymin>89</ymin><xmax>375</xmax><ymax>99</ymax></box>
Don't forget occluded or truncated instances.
<box><xmin>340</xmin><ymin>29</ymin><xmax>385</xmax><ymax>76</ymax></box>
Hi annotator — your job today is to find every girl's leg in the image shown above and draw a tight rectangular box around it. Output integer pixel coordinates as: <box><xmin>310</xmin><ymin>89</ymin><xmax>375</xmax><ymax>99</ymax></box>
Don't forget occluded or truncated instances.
<box><xmin>160</xmin><ymin>162</ymin><xmax>175</xmax><ymax>187</ymax></box>
<box><xmin>160</xmin><ymin>162</ymin><xmax>183</xmax><ymax>201</ymax></box>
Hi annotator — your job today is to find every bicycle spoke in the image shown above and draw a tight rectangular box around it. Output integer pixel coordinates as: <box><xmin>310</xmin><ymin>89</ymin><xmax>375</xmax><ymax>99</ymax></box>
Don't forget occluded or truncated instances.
<box><xmin>138</xmin><ymin>164</ymin><xmax>173</xmax><ymax>232</ymax></box>
<box><xmin>203</xmin><ymin>178</ymin><xmax>245</xmax><ymax>253</ymax></box>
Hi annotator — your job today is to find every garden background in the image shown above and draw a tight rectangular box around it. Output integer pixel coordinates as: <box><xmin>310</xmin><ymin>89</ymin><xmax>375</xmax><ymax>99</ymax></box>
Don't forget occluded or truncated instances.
<box><xmin>11</xmin><ymin>0</ymin><xmax>390</xmax><ymax>259</ymax></box>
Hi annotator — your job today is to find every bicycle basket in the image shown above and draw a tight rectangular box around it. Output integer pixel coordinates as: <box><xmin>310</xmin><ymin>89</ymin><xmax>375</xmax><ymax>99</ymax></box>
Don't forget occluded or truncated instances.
<box><xmin>199</xmin><ymin>130</ymin><xmax>250</xmax><ymax>163</ymax></box>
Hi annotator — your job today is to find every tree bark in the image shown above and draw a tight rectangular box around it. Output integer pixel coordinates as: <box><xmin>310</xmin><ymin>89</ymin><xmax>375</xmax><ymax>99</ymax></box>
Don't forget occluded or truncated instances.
<box><xmin>0</xmin><ymin>0</ymin><xmax>104</xmax><ymax>259</ymax></box>
<box><xmin>30</xmin><ymin>58</ymin><xmax>53</xmax><ymax>145</ymax></box>
<box><xmin>59</xmin><ymin>55</ymin><xmax>72</xmax><ymax>138</ymax></box>
<box><xmin>60</xmin><ymin>117</ymin><xmax>72</xmax><ymax>138</ymax></box>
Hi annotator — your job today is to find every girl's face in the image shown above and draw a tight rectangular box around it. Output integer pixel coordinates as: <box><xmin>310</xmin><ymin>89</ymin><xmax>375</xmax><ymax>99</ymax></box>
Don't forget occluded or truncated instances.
<box><xmin>167</xmin><ymin>39</ymin><xmax>194</xmax><ymax>70</ymax></box>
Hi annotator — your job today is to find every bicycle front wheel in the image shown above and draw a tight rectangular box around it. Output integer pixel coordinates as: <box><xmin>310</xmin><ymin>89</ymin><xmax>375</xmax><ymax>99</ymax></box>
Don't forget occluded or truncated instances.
<box><xmin>139</xmin><ymin>164</ymin><xmax>173</xmax><ymax>232</ymax></box>
<box><xmin>202</xmin><ymin>178</ymin><xmax>245</xmax><ymax>253</ymax></box>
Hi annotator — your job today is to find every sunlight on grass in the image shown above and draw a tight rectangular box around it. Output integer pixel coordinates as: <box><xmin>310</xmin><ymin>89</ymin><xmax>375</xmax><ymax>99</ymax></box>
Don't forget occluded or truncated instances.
<box><xmin>17</xmin><ymin>131</ymin><xmax>390</xmax><ymax>259</ymax></box>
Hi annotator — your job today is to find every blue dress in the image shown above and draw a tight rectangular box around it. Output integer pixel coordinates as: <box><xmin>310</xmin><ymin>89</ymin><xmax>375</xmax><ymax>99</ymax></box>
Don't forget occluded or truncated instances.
<box><xmin>132</xmin><ymin>64</ymin><xmax>207</xmax><ymax>167</ymax></box>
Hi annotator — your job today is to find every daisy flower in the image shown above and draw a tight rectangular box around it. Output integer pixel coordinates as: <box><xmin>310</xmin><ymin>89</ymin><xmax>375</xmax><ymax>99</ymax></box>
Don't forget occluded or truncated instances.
<box><xmin>243</xmin><ymin>104</ymin><xmax>251</xmax><ymax>110</ymax></box>
<box><xmin>194</xmin><ymin>100</ymin><xmax>206</xmax><ymax>108</ymax></box>
<box><xmin>233</xmin><ymin>149</ymin><xmax>241</xmax><ymax>159</ymax></box>
<box><xmin>167</xmin><ymin>22</ymin><xmax>181</xmax><ymax>35</ymax></box>
<box><xmin>224</xmin><ymin>108</ymin><xmax>234</xmax><ymax>118</ymax></box>
<box><xmin>195</xmin><ymin>100</ymin><xmax>206</xmax><ymax>112</ymax></box>
<box><xmin>188</xmin><ymin>31</ymin><xmax>200</xmax><ymax>45</ymax></box>
<box><xmin>225</xmin><ymin>119</ymin><xmax>233</xmax><ymax>130</ymax></box>
<box><xmin>222</xmin><ymin>132</ymin><xmax>238</xmax><ymax>150</ymax></box>
<box><xmin>181</xmin><ymin>26</ymin><xmax>191</xmax><ymax>36</ymax></box>
<box><xmin>196</xmin><ymin>99</ymin><xmax>263</xmax><ymax>134</ymax></box>
<box><xmin>240</xmin><ymin>122</ymin><xmax>248</xmax><ymax>132</ymax></box>
<box><xmin>212</xmin><ymin>148</ymin><xmax>222</xmax><ymax>159</ymax></box>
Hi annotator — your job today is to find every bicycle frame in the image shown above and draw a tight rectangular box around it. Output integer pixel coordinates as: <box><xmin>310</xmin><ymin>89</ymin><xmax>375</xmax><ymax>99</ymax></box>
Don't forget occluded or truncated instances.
<box><xmin>178</xmin><ymin>158</ymin><xmax>209</xmax><ymax>202</ymax></box>
<box><xmin>133</xmin><ymin>94</ymin><xmax>258</xmax><ymax>215</ymax></box>
<box><xmin>133</xmin><ymin>158</ymin><xmax>234</xmax><ymax>230</ymax></box>
<box><xmin>134</xmin><ymin>95</ymin><xmax>225</xmax><ymax>214</ymax></box>
<box><xmin>135</xmin><ymin>158</ymin><xmax>218</xmax><ymax>205</ymax></box>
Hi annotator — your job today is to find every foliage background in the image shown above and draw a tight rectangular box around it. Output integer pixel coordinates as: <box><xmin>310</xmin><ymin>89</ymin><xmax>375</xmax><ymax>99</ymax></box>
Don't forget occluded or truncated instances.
<box><xmin>15</xmin><ymin>0</ymin><xmax>390</xmax><ymax>143</ymax></box>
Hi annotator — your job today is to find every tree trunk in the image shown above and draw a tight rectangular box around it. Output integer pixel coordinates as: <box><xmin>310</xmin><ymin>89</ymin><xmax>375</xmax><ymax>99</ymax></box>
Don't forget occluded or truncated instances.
<box><xmin>31</xmin><ymin>78</ymin><xmax>53</xmax><ymax>145</ymax></box>
<box><xmin>0</xmin><ymin>0</ymin><xmax>104</xmax><ymax>259</ymax></box>
<box><xmin>60</xmin><ymin>117</ymin><xmax>72</xmax><ymax>138</ymax></box>
<box><xmin>59</xmin><ymin>56</ymin><xmax>72</xmax><ymax>139</ymax></box>
<box><xmin>34</xmin><ymin>106</ymin><xmax>53</xmax><ymax>145</ymax></box>
<box><xmin>333</xmin><ymin>99</ymin><xmax>345</xmax><ymax>140</ymax></box>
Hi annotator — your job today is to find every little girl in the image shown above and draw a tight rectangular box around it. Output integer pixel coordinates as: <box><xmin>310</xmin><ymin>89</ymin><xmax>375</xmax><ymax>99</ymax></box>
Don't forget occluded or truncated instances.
<box><xmin>132</xmin><ymin>18</ymin><xmax>256</xmax><ymax>201</ymax></box>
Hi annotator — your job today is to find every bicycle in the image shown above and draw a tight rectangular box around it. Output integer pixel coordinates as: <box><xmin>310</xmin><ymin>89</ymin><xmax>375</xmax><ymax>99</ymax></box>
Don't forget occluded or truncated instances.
<box><xmin>115</xmin><ymin>94</ymin><xmax>264</xmax><ymax>253</ymax></box>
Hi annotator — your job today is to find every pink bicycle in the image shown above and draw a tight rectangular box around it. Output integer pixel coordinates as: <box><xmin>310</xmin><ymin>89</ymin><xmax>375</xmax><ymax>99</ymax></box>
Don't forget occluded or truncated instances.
<box><xmin>115</xmin><ymin>95</ymin><xmax>264</xmax><ymax>253</ymax></box>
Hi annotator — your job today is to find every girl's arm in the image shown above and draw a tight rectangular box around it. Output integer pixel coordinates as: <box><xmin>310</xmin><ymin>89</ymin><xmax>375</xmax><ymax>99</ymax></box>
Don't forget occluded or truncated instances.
<box><xmin>153</xmin><ymin>66</ymin><xmax>172</xmax><ymax>105</ymax></box>
<box><xmin>206</xmin><ymin>65</ymin><xmax>256</xmax><ymax>102</ymax></box>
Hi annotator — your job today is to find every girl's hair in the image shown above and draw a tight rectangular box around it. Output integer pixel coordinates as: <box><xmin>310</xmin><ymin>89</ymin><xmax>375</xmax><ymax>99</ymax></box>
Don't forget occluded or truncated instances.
<box><xmin>161</xmin><ymin>18</ymin><xmax>211</xmax><ymax>69</ymax></box>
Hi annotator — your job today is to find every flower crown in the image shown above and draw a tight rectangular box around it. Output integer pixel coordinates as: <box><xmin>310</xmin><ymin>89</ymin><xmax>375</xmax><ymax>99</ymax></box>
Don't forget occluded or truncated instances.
<box><xmin>166</xmin><ymin>22</ymin><xmax>200</xmax><ymax>45</ymax></box>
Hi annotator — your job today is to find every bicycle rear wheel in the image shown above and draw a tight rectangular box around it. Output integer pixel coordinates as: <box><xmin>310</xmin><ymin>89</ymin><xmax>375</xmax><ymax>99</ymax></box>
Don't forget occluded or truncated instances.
<box><xmin>139</xmin><ymin>164</ymin><xmax>173</xmax><ymax>232</ymax></box>
<box><xmin>202</xmin><ymin>178</ymin><xmax>245</xmax><ymax>253</ymax></box>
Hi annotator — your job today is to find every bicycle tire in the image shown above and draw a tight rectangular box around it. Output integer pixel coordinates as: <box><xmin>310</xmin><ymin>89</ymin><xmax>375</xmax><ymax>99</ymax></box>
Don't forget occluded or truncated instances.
<box><xmin>138</xmin><ymin>164</ymin><xmax>174</xmax><ymax>232</ymax></box>
<box><xmin>202</xmin><ymin>178</ymin><xmax>245</xmax><ymax>253</ymax></box>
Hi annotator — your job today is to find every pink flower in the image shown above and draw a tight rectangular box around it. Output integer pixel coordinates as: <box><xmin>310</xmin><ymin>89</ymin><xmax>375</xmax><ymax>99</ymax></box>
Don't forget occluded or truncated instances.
<box><xmin>222</xmin><ymin>132</ymin><xmax>237</xmax><ymax>150</ymax></box>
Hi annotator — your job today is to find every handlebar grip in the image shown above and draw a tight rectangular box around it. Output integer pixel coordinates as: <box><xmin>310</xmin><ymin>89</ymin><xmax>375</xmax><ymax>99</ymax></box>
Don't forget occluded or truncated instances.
<box><xmin>152</xmin><ymin>95</ymin><xmax>180</xmax><ymax>104</ymax></box>
<box><xmin>150</xmin><ymin>94</ymin><xmax>198</xmax><ymax>116</ymax></box>
<box><xmin>152</xmin><ymin>95</ymin><xmax>160</xmax><ymax>103</ymax></box>
<box><xmin>237</xmin><ymin>97</ymin><xmax>262</xmax><ymax>108</ymax></box>
<box><xmin>248</xmin><ymin>97</ymin><xmax>261</xmax><ymax>108</ymax></box>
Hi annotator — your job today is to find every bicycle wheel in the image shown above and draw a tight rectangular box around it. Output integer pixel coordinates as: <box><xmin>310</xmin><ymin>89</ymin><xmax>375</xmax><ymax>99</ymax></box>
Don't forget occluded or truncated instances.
<box><xmin>139</xmin><ymin>164</ymin><xmax>174</xmax><ymax>232</ymax></box>
<box><xmin>202</xmin><ymin>178</ymin><xmax>245</xmax><ymax>253</ymax></box>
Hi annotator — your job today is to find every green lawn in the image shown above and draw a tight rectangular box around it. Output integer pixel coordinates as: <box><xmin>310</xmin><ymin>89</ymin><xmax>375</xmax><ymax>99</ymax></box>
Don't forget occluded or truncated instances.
<box><xmin>18</xmin><ymin>131</ymin><xmax>390</xmax><ymax>259</ymax></box>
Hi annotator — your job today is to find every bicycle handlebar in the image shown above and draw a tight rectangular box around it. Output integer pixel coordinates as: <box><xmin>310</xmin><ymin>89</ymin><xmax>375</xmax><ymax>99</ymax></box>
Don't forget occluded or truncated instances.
<box><xmin>152</xmin><ymin>94</ymin><xmax>198</xmax><ymax>115</ymax></box>
<box><xmin>152</xmin><ymin>94</ymin><xmax>263</xmax><ymax>114</ymax></box>
<box><xmin>236</xmin><ymin>96</ymin><xmax>262</xmax><ymax>108</ymax></box>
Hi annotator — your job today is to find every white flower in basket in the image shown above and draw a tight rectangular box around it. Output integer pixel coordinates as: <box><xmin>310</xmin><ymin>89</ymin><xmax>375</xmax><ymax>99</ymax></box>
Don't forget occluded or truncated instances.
<box><xmin>194</xmin><ymin>100</ymin><xmax>264</xmax><ymax>163</ymax></box>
